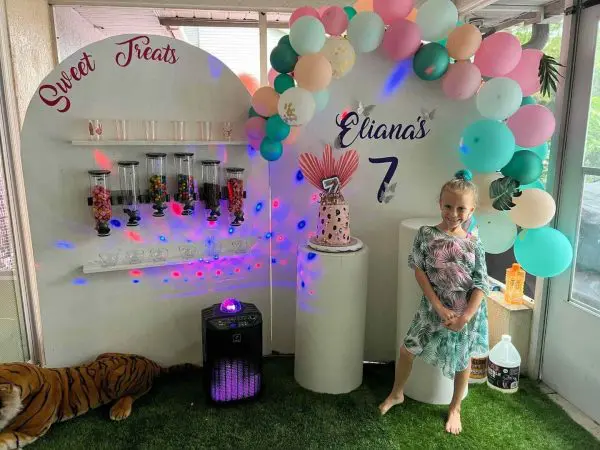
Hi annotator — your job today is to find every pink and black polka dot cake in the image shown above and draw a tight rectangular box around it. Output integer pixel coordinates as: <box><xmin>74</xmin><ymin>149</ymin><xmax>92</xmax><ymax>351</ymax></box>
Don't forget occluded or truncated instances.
<box><xmin>299</xmin><ymin>144</ymin><xmax>359</xmax><ymax>248</ymax></box>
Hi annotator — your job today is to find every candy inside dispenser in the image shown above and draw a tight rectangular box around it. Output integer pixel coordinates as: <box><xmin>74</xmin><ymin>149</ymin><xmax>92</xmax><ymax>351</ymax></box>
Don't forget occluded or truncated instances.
<box><xmin>200</xmin><ymin>160</ymin><xmax>221</xmax><ymax>222</ymax></box>
<box><xmin>88</xmin><ymin>170</ymin><xmax>112</xmax><ymax>237</ymax></box>
<box><xmin>146</xmin><ymin>152</ymin><xmax>168</xmax><ymax>217</ymax></box>
<box><xmin>174</xmin><ymin>152</ymin><xmax>195</xmax><ymax>216</ymax></box>
<box><xmin>118</xmin><ymin>161</ymin><xmax>141</xmax><ymax>226</ymax></box>
<box><xmin>225</xmin><ymin>167</ymin><xmax>245</xmax><ymax>226</ymax></box>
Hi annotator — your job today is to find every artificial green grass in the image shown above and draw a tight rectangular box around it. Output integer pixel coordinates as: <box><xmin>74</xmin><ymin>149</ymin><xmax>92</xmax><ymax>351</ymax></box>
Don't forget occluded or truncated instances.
<box><xmin>30</xmin><ymin>358</ymin><xmax>599</xmax><ymax>449</ymax></box>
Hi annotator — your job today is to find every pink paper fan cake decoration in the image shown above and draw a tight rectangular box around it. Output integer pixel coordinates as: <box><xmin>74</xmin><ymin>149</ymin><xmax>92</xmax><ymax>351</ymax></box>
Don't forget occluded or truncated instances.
<box><xmin>299</xmin><ymin>144</ymin><xmax>360</xmax><ymax>249</ymax></box>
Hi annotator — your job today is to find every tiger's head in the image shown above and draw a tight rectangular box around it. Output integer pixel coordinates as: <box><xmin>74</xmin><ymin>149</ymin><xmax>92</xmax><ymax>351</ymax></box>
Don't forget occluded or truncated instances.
<box><xmin>0</xmin><ymin>384</ymin><xmax>22</xmax><ymax>431</ymax></box>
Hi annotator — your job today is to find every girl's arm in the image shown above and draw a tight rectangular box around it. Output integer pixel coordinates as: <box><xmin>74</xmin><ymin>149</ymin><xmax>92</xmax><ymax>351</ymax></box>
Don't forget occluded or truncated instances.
<box><xmin>415</xmin><ymin>268</ymin><xmax>455</xmax><ymax>321</ymax></box>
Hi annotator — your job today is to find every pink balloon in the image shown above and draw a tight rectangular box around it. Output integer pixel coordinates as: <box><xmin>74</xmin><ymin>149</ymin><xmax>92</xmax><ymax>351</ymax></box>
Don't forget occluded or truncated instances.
<box><xmin>316</xmin><ymin>5</ymin><xmax>329</xmax><ymax>16</ymax></box>
<box><xmin>268</xmin><ymin>68</ymin><xmax>278</xmax><ymax>86</ymax></box>
<box><xmin>374</xmin><ymin>0</ymin><xmax>414</xmax><ymax>24</ymax></box>
<box><xmin>381</xmin><ymin>19</ymin><xmax>421</xmax><ymax>61</ymax></box>
<box><xmin>284</xmin><ymin>125</ymin><xmax>301</xmax><ymax>145</ymax></box>
<box><xmin>248</xmin><ymin>138</ymin><xmax>262</xmax><ymax>151</ymax></box>
<box><xmin>474</xmin><ymin>32</ymin><xmax>522</xmax><ymax>77</ymax></box>
<box><xmin>321</xmin><ymin>6</ymin><xmax>349</xmax><ymax>36</ymax></box>
<box><xmin>289</xmin><ymin>6</ymin><xmax>320</xmax><ymax>26</ymax></box>
<box><xmin>441</xmin><ymin>61</ymin><xmax>482</xmax><ymax>100</ymax></box>
<box><xmin>504</xmin><ymin>49</ymin><xmax>543</xmax><ymax>97</ymax></box>
<box><xmin>507</xmin><ymin>104</ymin><xmax>556</xmax><ymax>147</ymax></box>
<box><xmin>245</xmin><ymin>116</ymin><xmax>266</xmax><ymax>140</ymax></box>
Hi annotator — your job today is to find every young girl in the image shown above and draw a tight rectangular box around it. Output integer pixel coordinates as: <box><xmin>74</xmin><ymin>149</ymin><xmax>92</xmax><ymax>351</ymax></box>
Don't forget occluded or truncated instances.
<box><xmin>379</xmin><ymin>169</ymin><xmax>489</xmax><ymax>435</ymax></box>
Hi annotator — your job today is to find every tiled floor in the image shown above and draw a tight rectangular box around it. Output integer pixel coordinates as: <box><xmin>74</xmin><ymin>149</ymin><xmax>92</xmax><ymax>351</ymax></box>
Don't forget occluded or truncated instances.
<box><xmin>541</xmin><ymin>383</ymin><xmax>600</xmax><ymax>440</ymax></box>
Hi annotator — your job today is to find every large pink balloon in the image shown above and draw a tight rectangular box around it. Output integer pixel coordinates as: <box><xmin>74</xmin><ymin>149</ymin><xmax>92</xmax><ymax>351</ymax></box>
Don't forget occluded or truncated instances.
<box><xmin>442</xmin><ymin>61</ymin><xmax>482</xmax><ymax>100</ymax></box>
<box><xmin>507</xmin><ymin>104</ymin><xmax>556</xmax><ymax>147</ymax></box>
<box><xmin>321</xmin><ymin>6</ymin><xmax>349</xmax><ymax>36</ymax></box>
<box><xmin>289</xmin><ymin>6</ymin><xmax>320</xmax><ymax>26</ymax></box>
<box><xmin>316</xmin><ymin>5</ymin><xmax>329</xmax><ymax>16</ymax></box>
<box><xmin>381</xmin><ymin>19</ymin><xmax>421</xmax><ymax>61</ymax></box>
<box><xmin>504</xmin><ymin>48</ymin><xmax>543</xmax><ymax>96</ymax></box>
<box><xmin>245</xmin><ymin>116</ymin><xmax>266</xmax><ymax>140</ymax></box>
<box><xmin>374</xmin><ymin>0</ymin><xmax>413</xmax><ymax>24</ymax></box>
<box><xmin>268</xmin><ymin>68</ymin><xmax>278</xmax><ymax>86</ymax></box>
<box><xmin>474</xmin><ymin>32</ymin><xmax>522</xmax><ymax>77</ymax></box>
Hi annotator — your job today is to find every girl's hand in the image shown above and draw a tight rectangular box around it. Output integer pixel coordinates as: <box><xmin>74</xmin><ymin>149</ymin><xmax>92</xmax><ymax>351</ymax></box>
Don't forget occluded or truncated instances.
<box><xmin>444</xmin><ymin>315</ymin><xmax>468</xmax><ymax>332</ymax></box>
<box><xmin>435</xmin><ymin>305</ymin><xmax>456</xmax><ymax>322</ymax></box>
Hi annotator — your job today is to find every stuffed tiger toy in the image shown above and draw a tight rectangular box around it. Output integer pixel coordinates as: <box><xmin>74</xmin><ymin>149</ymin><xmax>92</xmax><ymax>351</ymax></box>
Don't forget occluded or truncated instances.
<box><xmin>0</xmin><ymin>352</ymin><xmax>197</xmax><ymax>449</ymax></box>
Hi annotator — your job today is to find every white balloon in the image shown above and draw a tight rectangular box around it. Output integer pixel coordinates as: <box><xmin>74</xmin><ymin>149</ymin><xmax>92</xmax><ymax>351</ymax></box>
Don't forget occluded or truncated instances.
<box><xmin>510</xmin><ymin>188</ymin><xmax>556</xmax><ymax>229</ymax></box>
<box><xmin>278</xmin><ymin>87</ymin><xmax>316</xmax><ymax>127</ymax></box>
<box><xmin>476</xmin><ymin>77</ymin><xmax>523</xmax><ymax>120</ymax></box>
<box><xmin>416</xmin><ymin>0</ymin><xmax>458</xmax><ymax>42</ymax></box>
<box><xmin>472</xmin><ymin>172</ymin><xmax>503</xmax><ymax>213</ymax></box>
<box><xmin>347</xmin><ymin>11</ymin><xmax>386</xmax><ymax>53</ymax></box>
<box><xmin>321</xmin><ymin>37</ymin><xmax>356</xmax><ymax>79</ymax></box>
<box><xmin>313</xmin><ymin>89</ymin><xmax>330</xmax><ymax>112</ymax></box>
<box><xmin>476</xmin><ymin>212</ymin><xmax>518</xmax><ymax>254</ymax></box>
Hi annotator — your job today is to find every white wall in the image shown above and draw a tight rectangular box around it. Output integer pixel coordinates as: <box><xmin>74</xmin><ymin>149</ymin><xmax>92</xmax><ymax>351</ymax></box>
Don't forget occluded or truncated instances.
<box><xmin>270</xmin><ymin>53</ymin><xmax>481</xmax><ymax>361</ymax></box>
<box><xmin>20</xmin><ymin>34</ymin><xmax>271</xmax><ymax>367</ymax></box>
<box><xmin>53</xmin><ymin>6</ymin><xmax>106</xmax><ymax>62</ymax></box>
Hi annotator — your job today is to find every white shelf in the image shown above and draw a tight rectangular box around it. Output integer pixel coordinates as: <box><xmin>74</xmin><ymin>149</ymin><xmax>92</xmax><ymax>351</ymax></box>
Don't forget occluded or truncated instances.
<box><xmin>83</xmin><ymin>257</ymin><xmax>199</xmax><ymax>274</ymax></box>
<box><xmin>71</xmin><ymin>140</ymin><xmax>248</xmax><ymax>146</ymax></box>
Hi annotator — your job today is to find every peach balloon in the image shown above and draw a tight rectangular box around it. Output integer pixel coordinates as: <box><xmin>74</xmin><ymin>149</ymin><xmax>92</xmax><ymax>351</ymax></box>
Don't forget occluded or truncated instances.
<box><xmin>294</xmin><ymin>54</ymin><xmax>333</xmax><ymax>92</ymax></box>
<box><xmin>251</xmin><ymin>86</ymin><xmax>279</xmax><ymax>117</ymax></box>
<box><xmin>473</xmin><ymin>172</ymin><xmax>502</xmax><ymax>213</ymax></box>
<box><xmin>446</xmin><ymin>24</ymin><xmax>482</xmax><ymax>60</ymax></box>
<box><xmin>406</xmin><ymin>8</ymin><xmax>417</xmax><ymax>21</ymax></box>
<box><xmin>238</xmin><ymin>73</ymin><xmax>260</xmax><ymax>95</ymax></box>
<box><xmin>354</xmin><ymin>0</ymin><xmax>373</xmax><ymax>13</ymax></box>
<box><xmin>510</xmin><ymin>188</ymin><xmax>556</xmax><ymax>229</ymax></box>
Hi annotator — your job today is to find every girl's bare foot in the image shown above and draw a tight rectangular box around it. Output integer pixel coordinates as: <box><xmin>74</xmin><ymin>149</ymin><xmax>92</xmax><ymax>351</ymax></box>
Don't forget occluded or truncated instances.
<box><xmin>445</xmin><ymin>408</ymin><xmax>462</xmax><ymax>435</ymax></box>
<box><xmin>379</xmin><ymin>392</ymin><xmax>404</xmax><ymax>415</ymax></box>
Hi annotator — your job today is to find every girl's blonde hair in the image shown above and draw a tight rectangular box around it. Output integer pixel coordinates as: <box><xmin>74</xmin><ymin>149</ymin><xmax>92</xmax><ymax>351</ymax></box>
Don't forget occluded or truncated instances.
<box><xmin>439</xmin><ymin>169</ymin><xmax>478</xmax><ymax>205</ymax></box>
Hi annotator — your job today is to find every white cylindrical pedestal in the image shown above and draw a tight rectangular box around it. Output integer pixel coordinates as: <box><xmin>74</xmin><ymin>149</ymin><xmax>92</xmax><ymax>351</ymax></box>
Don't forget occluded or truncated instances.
<box><xmin>295</xmin><ymin>243</ymin><xmax>369</xmax><ymax>394</ymax></box>
<box><xmin>397</xmin><ymin>219</ymin><xmax>468</xmax><ymax>404</ymax></box>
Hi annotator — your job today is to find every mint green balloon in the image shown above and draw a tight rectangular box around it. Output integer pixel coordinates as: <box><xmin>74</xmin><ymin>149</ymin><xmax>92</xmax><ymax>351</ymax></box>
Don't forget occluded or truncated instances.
<box><xmin>265</xmin><ymin>115</ymin><xmax>290</xmax><ymax>142</ymax></box>
<box><xmin>518</xmin><ymin>142</ymin><xmax>549</xmax><ymax>160</ymax></box>
<box><xmin>274</xmin><ymin>73</ymin><xmax>295</xmax><ymax>94</ymax></box>
<box><xmin>413</xmin><ymin>43</ymin><xmax>450</xmax><ymax>81</ymax></box>
<box><xmin>347</xmin><ymin>11</ymin><xmax>385</xmax><ymax>53</ymax></box>
<box><xmin>459</xmin><ymin>120</ymin><xmax>515</xmax><ymax>173</ymax></box>
<box><xmin>521</xmin><ymin>96</ymin><xmax>537</xmax><ymax>106</ymax></box>
<box><xmin>514</xmin><ymin>227</ymin><xmax>573</xmax><ymax>278</ymax></box>
<box><xmin>476</xmin><ymin>77</ymin><xmax>523</xmax><ymax>120</ymax></box>
<box><xmin>289</xmin><ymin>16</ymin><xmax>326</xmax><ymax>55</ymax></box>
<box><xmin>313</xmin><ymin>89</ymin><xmax>330</xmax><ymax>112</ymax></box>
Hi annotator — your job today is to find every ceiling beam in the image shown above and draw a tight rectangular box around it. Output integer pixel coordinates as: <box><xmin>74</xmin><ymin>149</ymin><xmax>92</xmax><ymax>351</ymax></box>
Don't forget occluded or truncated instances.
<box><xmin>455</xmin><ymin>0</ymin><xmax>502</xmax><ymax>16</ymax></box>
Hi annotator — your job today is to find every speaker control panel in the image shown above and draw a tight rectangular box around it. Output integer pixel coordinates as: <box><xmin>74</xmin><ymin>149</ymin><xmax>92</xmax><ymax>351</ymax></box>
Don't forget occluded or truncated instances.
<box><xmin>212</xmin><ymin>314</ymin><xmax>260</xmax><ymax>330</ymax></box>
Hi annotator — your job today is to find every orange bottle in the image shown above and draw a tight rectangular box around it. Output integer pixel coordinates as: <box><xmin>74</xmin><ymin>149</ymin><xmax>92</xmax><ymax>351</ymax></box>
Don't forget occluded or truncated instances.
<box><xmin>504</xmin><ymin>263</ymin><xmax>526</xmax><ymax>305</ymax></box>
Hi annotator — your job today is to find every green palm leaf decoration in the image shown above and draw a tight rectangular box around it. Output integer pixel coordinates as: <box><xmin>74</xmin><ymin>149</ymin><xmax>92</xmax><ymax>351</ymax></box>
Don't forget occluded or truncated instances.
<box><xmin>490</xmin><ymin>176</ymin><xmax>521</xmax><ymax>211</ymax></box>
<box><xmin>539</xmin><ymin>53</ymin><xmax>564</xmax><ymax>98</ymax></box>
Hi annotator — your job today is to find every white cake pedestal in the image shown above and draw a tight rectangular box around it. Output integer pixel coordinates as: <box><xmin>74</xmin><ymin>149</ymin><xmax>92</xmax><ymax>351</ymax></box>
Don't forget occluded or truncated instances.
<box><xmin>397</xmin><ymin>218</ymin><xmax>468</xmax><ymax>404</ymax></box>
<box><xmin>294</xmin><ymin>242</ymin><xmax>369</xmax><ymax>394</ymax></box>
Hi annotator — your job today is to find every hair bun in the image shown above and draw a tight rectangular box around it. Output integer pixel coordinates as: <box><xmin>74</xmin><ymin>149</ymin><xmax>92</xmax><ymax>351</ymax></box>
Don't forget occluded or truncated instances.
<box><xmin>454</xmin><ymin>169</ymin><xmax>473</xmax><ymax>181</ymax></box>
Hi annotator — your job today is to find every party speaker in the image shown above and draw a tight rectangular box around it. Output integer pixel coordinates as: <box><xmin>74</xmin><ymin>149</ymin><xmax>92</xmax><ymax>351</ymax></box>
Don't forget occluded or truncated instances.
<box><xmin>202</xmin><ymin>298</ymin><xmax>263</xmax><ymax>404</ymax></box>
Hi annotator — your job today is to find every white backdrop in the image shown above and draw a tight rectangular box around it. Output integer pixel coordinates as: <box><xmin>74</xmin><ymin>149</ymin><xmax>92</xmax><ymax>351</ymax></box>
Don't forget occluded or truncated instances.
<box><xmin>271</xmin><ymin>52</ymin><xmax>482</xmax><ymax>361</ymax></box>
<box><xmin>20</xmin><ymin>35</ymin><xmax>271</xmax><ymax>367</ymax></box>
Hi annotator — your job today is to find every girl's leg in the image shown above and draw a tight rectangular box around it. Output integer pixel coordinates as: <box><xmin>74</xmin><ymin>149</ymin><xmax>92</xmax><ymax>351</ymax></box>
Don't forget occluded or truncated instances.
<box><xmin>446</xmin><ymin>361</ymin><xmax>471</xmax><ymax>435</ymax></box>
<box><xmin>379</xmin><ymin>345</ymin><xmax>415</xmax><ymax>415</ymax></box>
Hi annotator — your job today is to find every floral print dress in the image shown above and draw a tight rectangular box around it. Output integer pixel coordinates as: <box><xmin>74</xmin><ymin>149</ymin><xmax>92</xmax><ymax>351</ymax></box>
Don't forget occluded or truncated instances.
<box><xmin>403</xmin><ymin>226</ymin><xmax>489</xmax><ymax>379</ymax></box>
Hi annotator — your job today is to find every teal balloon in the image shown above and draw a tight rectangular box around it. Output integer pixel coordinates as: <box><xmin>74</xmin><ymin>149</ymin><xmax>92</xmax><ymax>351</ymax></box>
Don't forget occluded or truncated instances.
<box><xmin>514</xmin><ymin>227</ymin><xmax>573</xmax><ymax>278</ymax></box>
<box><xmin>279</xmin><ymin>35</ymin><xmax>291</xmax><ymax>46</ymax></box>
<box><xmin>521</xmin><ymin>96</ymin><xmax>537</xmax><ymax>106</ymax></box>
<box><xmin>265</xmin><ymin>115</ymin><xmax>291</xmax><ymax>142</ymax></box>
<box><xmin>347</xmin><ymin>11</ymin><xmax>386</xmax><ymax>53</ymax></box>
<box><xmin>413</xmin><ymin>43</ymin><xmax>450</xmax><ymax>81</ymax></box>
<box><xmin>501</xmin><ymin>150</ymin><xmax>543</xmax><ymax>185</ymax></box>
<box><xmin>438</xmin><ymin>38</ymin><xmax>447</xmax><ymax>47</ymax></box>
<box><xmin>260</xmin><ymin>137</ymin><xmax>283</xmax><ymax>161</ymax></box>
<box><xmin>476</xmin><ymin>212</ymin><xmax>517</xmax><ymax>254</ymax></box>
<box><xmin>289</xmin><ymin>16</ymin><xmax>326</xmax><ymax>55</ymax></box>
<box><xmin>459</xmin><ymin>120</ymin><xmax>515</xmax><ymax>173</ymax></box>
<box><xmin>518</xmin><ymin>142</ymin><xmax>549</xmax><ymax>161</ymax></box>
<box><xmin>274</xmin><ymin>73</ymin><xmax>295</xmax><ymax>94</ymax></box>
<box><xmin>313</xmin><ymin>89</ymin><xmax>330</xmax><ymax>112</ymax></box>
<box><xmin>521</xmin><ymin>179</ymin><xmax>545</xmax><ymax>190</ymax></box>
<box><xmin>270</xmin><ymin>44</ymin><xmax>298</xmax><ymax>74</ymax></box>
<box><xmin>344</xmin><ymin>6</ymin><xmax>357</xmax><ymax>20</ymax></box>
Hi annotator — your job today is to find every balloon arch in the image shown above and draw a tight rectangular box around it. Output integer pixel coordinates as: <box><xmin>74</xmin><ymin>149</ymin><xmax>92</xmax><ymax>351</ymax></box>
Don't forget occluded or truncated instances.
<box><xmin>244</xmin><ymin>1</ymin><xmax>573</xmax><ymax>280</ymax></box>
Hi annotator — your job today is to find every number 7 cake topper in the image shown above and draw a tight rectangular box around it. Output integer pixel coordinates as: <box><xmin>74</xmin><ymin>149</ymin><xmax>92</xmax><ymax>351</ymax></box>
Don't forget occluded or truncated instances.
<box><xmin>298</xmin><ymin>144</ymin><xmax>359</xmax><ymax>196</ymax></box>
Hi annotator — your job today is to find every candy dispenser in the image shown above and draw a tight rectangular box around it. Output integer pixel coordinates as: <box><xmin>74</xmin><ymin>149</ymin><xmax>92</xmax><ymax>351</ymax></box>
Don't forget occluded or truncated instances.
<box><xmin>225</xmin><ymin>167</ymin><xmax>245</xmax><ymax>226</ymax></box>
<box><xmin>146</xmin><ymin>152</ymin><xmax>168</xmax><ymax>217</ymax></box>
<box><xmin>174</xmin><ymin>152</ymin><xmax>195</xmax><ymax>216</ymax></box>
<box><xmin>118</xmin><ymin>161</ymin><xmax>141</xmax><ymax>226</ymax></box>
<box><xmin>88</xmin><ymin>170</ymin><xmax>112</xmax><ymax>236</ymax></box>
<box><xmin>201</xmin><ymin>160</ymin><xmax>221</xmax><ymax>222</ymax></box>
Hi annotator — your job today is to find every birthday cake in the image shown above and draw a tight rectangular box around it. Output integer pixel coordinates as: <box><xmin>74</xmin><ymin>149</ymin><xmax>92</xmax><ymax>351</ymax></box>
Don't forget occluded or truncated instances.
<box><xmin>299</xmin><ymin>144</ymin><xmax>360</xmax><ymax>250</ymax></box>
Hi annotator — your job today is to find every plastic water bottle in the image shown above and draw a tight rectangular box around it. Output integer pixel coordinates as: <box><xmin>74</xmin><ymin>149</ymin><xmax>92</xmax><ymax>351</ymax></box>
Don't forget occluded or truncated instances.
<box><xmin>487</xmin><ymin>335</ymin><xmax>521</xmax><ymax>393</ymax></box>
<box><xmin>504</xmin><ymin>263</ymin><xmax>526</xmax><ymax>304</ymax></box>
